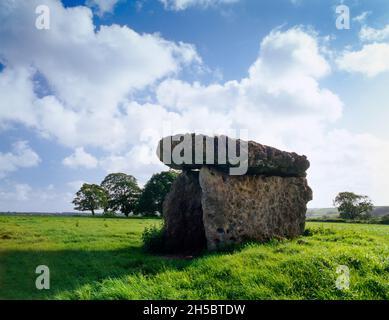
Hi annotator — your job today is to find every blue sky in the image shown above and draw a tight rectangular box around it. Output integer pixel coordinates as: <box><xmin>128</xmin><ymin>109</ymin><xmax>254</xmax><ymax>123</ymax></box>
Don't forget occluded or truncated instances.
<box><xmin>1</xmin><ymin>0</ymin><xmax>389</xmax><ymax>211</ymax></box>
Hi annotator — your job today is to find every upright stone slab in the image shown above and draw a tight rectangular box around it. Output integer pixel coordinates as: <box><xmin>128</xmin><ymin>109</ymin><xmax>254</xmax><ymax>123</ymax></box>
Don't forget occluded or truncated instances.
<box><xmin>163</xmin><ymin>170</ymin><xmax>207</xmax><ymax>253</ymax></box>
<box><xmin>199</xmin><ymin>167</ymin><xmax>312</xmax><ymax>250</ymax></box>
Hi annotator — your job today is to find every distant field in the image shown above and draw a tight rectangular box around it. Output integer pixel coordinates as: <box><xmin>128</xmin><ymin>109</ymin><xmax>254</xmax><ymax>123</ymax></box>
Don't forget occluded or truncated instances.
<box><xmin>307</xmin><ymin>206</ymin><xmax>389</xmax><ymax>218</ymax></box>
<box><xmin>0</xmin><ymin>215</ymin><xmax>388</xmax><ymax>300</ymax></box>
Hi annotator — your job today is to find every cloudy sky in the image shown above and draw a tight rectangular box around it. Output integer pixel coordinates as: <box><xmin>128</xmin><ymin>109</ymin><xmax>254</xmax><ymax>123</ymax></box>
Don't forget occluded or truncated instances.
<box><xmin>1</xmin><ymin>0</ymin><xmax>389</xmax><ymax>212</ymax></box>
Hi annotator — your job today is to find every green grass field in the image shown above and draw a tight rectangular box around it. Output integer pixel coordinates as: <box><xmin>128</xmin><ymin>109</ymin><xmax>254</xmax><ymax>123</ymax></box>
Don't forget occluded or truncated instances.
<box><xmin>0</xmin><ymin>215</ymin><xmax>388</xmax><ymax>300</ymax></box>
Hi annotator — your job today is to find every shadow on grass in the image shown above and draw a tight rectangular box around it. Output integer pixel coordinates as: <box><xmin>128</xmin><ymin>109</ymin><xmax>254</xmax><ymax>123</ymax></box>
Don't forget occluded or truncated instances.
<box><xmin>0</xmin><ymin>245</ymin><xmax>194</xmax><ymax>300</ymax></box>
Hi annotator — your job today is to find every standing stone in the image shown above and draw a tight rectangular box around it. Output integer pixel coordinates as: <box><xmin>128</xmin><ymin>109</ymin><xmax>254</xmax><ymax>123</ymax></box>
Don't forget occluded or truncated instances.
<box><xmin>199</xmin><ymin>167</ymin><xmax>312</xmax><ymax>250</ymax></box>
<box><xmin>162</xmin><ymin>170</ymin><xmax>207</xmax><ymax>253</ymax></box>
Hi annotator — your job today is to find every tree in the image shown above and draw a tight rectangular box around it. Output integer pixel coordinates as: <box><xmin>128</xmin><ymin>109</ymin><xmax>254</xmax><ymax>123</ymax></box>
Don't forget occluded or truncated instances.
<box><xmin>136</xmin><ymin>170</ymin><xmax>179</xmax><ymax>216</ymax></box>
<box><xmin>72</xmin><ymin>183</ymin><xmax>108</xmax><ymax>215</ymax></box>
<box><xmin>333</xmin><ymin>192</ymin><xmax>374</xmax><ymax>220</ymax></box>
<box><xmin>101</xmin><ymin>173</ymin><xmax>141</xmax><ymax>216</ymax></box>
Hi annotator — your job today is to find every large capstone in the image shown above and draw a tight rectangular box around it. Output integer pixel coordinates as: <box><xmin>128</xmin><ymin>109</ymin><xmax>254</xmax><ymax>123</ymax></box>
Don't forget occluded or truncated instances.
<box><xmin>160</xmin><ymin>134</ymin><xmax>313</xmax><ymax>252</ymax></box>
<box><xmin>157</xmin><ymin>133</ymin><xmax>310</xmax><ymax>177</ymax></box>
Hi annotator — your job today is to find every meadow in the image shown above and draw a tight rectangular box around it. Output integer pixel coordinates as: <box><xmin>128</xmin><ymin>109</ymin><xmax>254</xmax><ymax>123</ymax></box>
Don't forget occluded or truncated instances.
<box><xmin>0</xmin><ymin>215</ymin><xmax>388</xmax><ymax>300</ymax></box>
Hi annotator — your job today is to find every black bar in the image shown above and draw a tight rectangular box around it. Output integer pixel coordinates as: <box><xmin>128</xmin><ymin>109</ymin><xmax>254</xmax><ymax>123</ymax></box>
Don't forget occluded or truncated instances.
<box><xmin>0</xmin><ymin>300</ymin><xmax>386</xmax><ymax>319</ymax></box>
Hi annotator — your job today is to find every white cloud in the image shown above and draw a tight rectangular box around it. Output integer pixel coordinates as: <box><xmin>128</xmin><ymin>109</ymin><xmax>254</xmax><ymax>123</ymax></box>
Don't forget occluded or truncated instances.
<box><xmin>337</xmin><ymin>22</ymin><xmax>389</xmax><ymax>77</ymax></box>
<box><xmin>303</xmin><ymin>129</ymin><xmax>389</xmax><ymax>207</ymax></box>
<box><xmin>12</xmin><ymin>184</ymin><xmax>32</xmax><ymax>201</ymax></box>
<box><xmin>251</xmin><ymin>28</ymin><xmax>331</xmax><ymax>79</ymax></box>
<box><xmin>0</xmin><ymin>183</ymin><xmax>33</xmax><ymax>201</ymax></box>
<box><xmin>157</xmin><ymin>28</ymin><xmax>341</xmax><ymax>123</ymax></box>
<box><xmin>353</xmin><ymin>11</ymin><xmax>371</xmax><ymax>24</ymax></box>
<box><xmin>0</xmin><ymin>141</ymin><xmax>41</xmax><ymax>178</ymax></box>
<box><xmin>0</xmin><ymin>67</ymin><xmax>37</xmax><ymax>127</ymax></box>
<box><xmin>0</xmin><ymin>183</ymin><xmax>32</xmax><ymax>202</ymax></box>
<box><xmin>86</xmin><ymin>0</ymin><xmax>120</xmax><ymax>16</ymax></box>
<box><xmin>0</xmin><ymin>0</ymin><xmax>199</xmax><ymax>113</ymax></box>
<box><xmin>0</xmin><ymin>182</ymin><xmax>75</xmax><ymax>212</ymax></box>
<box><xmin>0</xmin><ymin>183</ymin><xmax>32</xmax><ymax>204</ymax></box>
<box><xmin>0</xmin><ymin>0</ymin><xmax>200</xmax><ymax>150</ymax></box>
<box><xmin>100</xmin><ymin>144</ymin><xmax>166</xmax><ymax>184</ymax></box>
<box><xmin>160</xmin><ymin>0</ymin><xmax>239</xmax><ymax>11</ymax></box>
<box><xmin>337</xmin><ymin>43</ymin><xmax>389</xmax><ymax>77</ymax></box>
<box><xmin>63</xmin><ymin>147</ymin><xmax>98</xmax><ymax>169</ymax></box>
<box><xmin>359</xmin><ymin>24</ymin><xmax>389</xmax><ymax>42</ymax></box>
